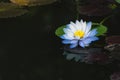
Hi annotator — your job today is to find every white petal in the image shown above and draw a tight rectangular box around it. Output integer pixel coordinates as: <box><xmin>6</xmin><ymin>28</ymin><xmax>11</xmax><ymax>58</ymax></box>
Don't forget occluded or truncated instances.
<box><xmin>70</xmin><ymin>21</ymin><xmax>76</xmax><ymax>27</ymax></box>
<box><xmin>78</xmin><ymin>19</ymin><xmax>86</xmax><ymax>32</ymax></box>
<box><xmin>63</xmin><ymin>28</ymin><xmax>72</xmax><ymax>34</ymax></box>
<box><xmin>74</xmin><ymin>20</ymin><xmax>82</xmax><ymax>30</ymax></box>
<box><xmin>61</xmin><ymin>34</ymin><xmax>74</xmax><ymax>40</ymax></box>
<box><xmin>74</xmin><ymin>36</ymin><xmax>80</xmax><ymax>40</ymax></box>
<box><xmin>68</xmin><ymin>24</ymin><xmax>76</xmax><ymax>32</ymax></box>
<box><xmin>75</xmin><ymin>20</ymin><xmax>81</xmax><ymax>30</ymax></box>
<box><xmin>70</xmin><ymin>21</ymin><xmax>80</xmax><ymax>31</ymax></box>
<box><xmin>66</xmin><ymin>32</ymin><xmax>74</xmax><ymax>38</ymax></box>
<box><xmin>82</xmin><ymin>21</ymin><xmax>87</xmax><ymax>32</ymax></box>
<box><xmin>80</xmin><ymin>19</ymin><xmax>84</xmax><ymax>24</ymax></box>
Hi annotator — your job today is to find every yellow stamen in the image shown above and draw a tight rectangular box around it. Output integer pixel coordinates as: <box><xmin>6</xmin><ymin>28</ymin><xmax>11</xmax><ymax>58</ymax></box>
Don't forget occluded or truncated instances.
<box><xmin>74</xmin><ymin>30</ymin><xmax>84</xmax><ymax>38</ymax></box>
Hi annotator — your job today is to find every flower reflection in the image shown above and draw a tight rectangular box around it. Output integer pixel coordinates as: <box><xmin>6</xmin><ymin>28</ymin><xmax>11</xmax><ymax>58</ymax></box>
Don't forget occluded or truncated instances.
<box><xmin>60</xmin><ymin>20</ymin><xmax>99</xmax><ymax>48</ymax></box>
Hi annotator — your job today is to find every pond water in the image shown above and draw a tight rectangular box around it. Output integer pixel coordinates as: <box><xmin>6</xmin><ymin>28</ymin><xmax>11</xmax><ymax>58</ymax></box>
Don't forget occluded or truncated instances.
<box><xmin>0</xmin><ymin>1</ymin><xmax>120</xmax><ymax>80</ymax></box>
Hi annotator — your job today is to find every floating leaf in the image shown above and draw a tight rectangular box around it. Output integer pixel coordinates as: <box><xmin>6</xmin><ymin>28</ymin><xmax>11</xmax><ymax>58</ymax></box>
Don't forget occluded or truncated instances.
<box><xmin>96</xmin><ymin>25</ymin><xmax>107</xmax><ymax>36</ymax></box>
<box><xmin>10</xmin><ymin>0</ymin><xmax>57</xmax><ymax>6</ymax></box>
<box><xmin>55</xmin><ymin>25</ymin><xmax>66</xmax><ymax>37</ymax></box>
<box><xmin>0</xmin><ymin>2</ymin><xmax>28</xmax><ymax>18</ymax></box>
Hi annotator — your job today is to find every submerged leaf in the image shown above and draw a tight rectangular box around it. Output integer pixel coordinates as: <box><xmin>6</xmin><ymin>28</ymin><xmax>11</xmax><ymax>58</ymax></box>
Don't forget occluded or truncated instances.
<box><xmin>0</xmin><ymin>2</ymin><xmax>28</xmax><ymax>18</ymax></box>
<box><xmin>10</xmin><ymin>0</ymin><xmax>57</xmax><ymax>6</ymax></box>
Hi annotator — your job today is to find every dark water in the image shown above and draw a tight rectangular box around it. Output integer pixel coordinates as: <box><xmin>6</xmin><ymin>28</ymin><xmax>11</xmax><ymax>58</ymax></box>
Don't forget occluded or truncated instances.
<box><xmin>0</xmin><ymin>1</ymin><xmax>120</xmax><ymax>80</ymax></box>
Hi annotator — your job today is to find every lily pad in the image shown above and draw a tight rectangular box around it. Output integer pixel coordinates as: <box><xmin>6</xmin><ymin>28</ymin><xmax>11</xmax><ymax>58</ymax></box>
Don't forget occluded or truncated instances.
<box><xmin>0</xmin><ymin>2</ymin><xmax>28</xmax><ymax>18</ymax></box>
<box><xmin>96</xmin><ymin>25</ymin><xmax>107</xmax><ymax>36</ymax></box>
<box><xmin>10</xmin><ymin>0</ymin><xmax>57</xmax><ymax>6</ymax></box>
<box><xmin>55</xmin><ymin>25</ymin><xmax>66</xmax><ymax>37</ymax></box>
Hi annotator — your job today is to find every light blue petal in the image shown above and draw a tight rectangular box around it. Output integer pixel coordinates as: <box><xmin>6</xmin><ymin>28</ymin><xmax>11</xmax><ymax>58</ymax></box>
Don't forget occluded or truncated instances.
<box><xmin>62</xmin><ymin>40</ymin><xmax>72</xmax><ymax>44</ymax></box>
<box><xmin>87</xmin><ymin>29</ymin><xmax>97</xmax><ymax>37</ymax></box>
<box><xmin>82</xmin><ymin>37</ymin><xmax>99</xmax><ymax>46</ymax></box>
<box><xmin>90</xmin><ymin>36</ymin><xmax>99</xmax><ymax>41</ymax></box>
<box><xmin>82</xmin><ymin>38</ymin><xmax>92</xmax><ymax>44</ymax></box>
<box><xmin>70</xmin><ymin>43</ymin><xmax>78</xmax><ymax>48</ymax></box>
<box><xmin>70</xmin><ymin>40</ymin><xmax>78</xmax><ymax>44</ymax></box>
<box><xmin>62</xmin><ymin>40</ymin><xmax>78</xmax><ymax>44</ymax></box>
<box><xmin>79</xmin><ymin>41</ymin><xmax>85</xmax><ymax>48</ymax></box>
<box><xmin>60</xmin><ymin>35</ymin><xmax>65</xmax><ymax>39</ymax></box>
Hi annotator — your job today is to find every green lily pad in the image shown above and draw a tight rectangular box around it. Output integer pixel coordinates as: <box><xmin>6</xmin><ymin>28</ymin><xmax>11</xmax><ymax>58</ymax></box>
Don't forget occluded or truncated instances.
<box><xmin>95</xmin><ymin>25</ymin><xmax>107</xmax><ymax>36</ymax></box>
<box><xmin>55</xmin><ymin>25</ymin><xmax>66</xmax><ymax>37</ymax></box>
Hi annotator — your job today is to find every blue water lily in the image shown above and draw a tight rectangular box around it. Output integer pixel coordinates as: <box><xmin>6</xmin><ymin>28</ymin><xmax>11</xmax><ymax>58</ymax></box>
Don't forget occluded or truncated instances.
<box><xmin>60</xmin><ymin>20</ymin><xmax>99</xmax><ymax>48</ymax></box>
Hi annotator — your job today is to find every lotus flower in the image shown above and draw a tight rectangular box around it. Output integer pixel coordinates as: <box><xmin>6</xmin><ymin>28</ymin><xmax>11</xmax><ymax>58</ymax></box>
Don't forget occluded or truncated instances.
<box><xmin>60</xmin><ymin>20</ymin><xmax>99</xmax><ymax>48</ymax></box>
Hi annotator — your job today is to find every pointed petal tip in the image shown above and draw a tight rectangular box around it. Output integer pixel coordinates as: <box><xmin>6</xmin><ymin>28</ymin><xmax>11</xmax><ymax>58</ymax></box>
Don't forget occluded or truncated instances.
<box><xmin>87</xmin><ymin>21</ymin><xmax>92</xmax><ymax>25</ymax></box>
<box><xmin>75</xmin><ymin>20</ymin><xmax>79</xmax><ymax>23</ymax></box>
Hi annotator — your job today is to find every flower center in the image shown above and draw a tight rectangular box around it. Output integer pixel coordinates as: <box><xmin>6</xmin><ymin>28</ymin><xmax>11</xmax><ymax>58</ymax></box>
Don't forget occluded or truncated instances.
<box><xmin>74</xmin><ymin>30</ymin><xmax>85</xmax><ymax>38</ymax></box>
